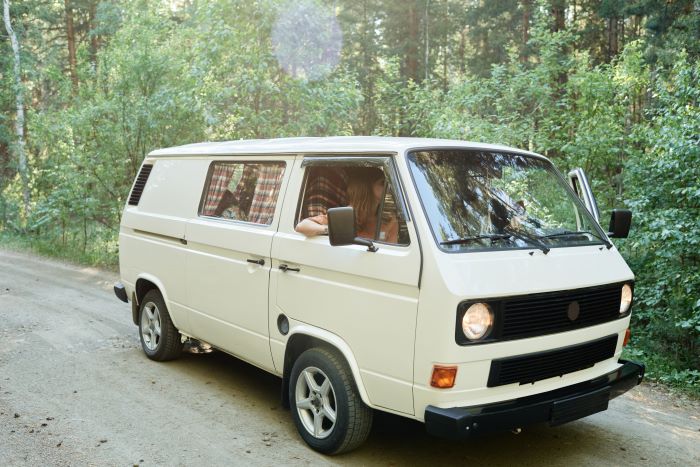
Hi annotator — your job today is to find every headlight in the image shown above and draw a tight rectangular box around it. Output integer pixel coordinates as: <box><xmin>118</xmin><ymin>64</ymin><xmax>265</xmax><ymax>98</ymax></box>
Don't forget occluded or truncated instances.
<box><xmin>462</xmin><ymin>303</ymin><xmax>494</xmax><ymax>340</ymax></box>
<box><xmin>620</xmin><ymin>283</ymin><xmax>633</xmax><ymax>314</ymax></box>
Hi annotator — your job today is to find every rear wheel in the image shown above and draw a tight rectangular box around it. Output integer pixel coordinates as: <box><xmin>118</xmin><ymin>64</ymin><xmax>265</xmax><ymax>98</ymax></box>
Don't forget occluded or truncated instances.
<box><xmin>289</xmin><ymin>348</ymin><xmax>373</xmax><ymax>454</ymax></box>
<box><xmin>138</xmin><ymin>290</ymin><xmax>182</xmax><ymax>361</ymax></box>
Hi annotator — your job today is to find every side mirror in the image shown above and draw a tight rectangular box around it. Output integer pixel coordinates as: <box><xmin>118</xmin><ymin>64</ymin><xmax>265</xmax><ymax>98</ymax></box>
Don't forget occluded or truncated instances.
<box><xmin>327</xmin><ymin>207</ymin><xmax>378</xmax><ymax>252</ymax></box>
<box><xmin>608</xmin><ymin>209</ymin><xmax>632</xmax><ymax>238</ymax></box>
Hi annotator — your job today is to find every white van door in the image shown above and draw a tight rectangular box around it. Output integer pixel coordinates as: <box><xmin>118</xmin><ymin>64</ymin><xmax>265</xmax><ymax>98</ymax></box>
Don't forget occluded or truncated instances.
<box><xmin>270</xmin><ymin>156</ymin><xmax>421</xmax><ymax>415</ymax></box>
<box><xmin>184</xmin><ymin>156</ymin><xmax>293</xmax><ymax>372</ymax></box>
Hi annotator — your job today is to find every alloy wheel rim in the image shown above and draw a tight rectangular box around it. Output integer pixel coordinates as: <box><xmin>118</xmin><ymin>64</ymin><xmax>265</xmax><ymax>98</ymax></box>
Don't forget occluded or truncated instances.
<box><xmin>140</xmin><ymin>302</ymin><xmax>162</xmax><ymax>351</ymax></box>
<box><xmin>295</xmin><ymin>366</ymin><xmax>337</xmax><ymax>439</ymax></box>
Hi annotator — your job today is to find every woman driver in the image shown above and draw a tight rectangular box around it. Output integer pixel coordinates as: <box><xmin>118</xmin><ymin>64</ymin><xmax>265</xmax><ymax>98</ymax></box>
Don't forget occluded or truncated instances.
<box><xmin>295</xmin><ymin>167</ymin><xmax>399</xmax><ymax>244</ymax></box>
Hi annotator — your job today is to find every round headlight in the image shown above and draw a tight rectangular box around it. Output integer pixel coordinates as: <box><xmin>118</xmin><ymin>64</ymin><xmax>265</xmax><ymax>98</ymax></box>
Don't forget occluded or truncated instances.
<box><xmin>620</xmin><ymin>284</ymin><xmax>633</xmax><ymax>314</ymax></box>
<box><xmin>462</xmin><ymin>303</ymin><xmax>494</xmax><ymax>340</ymax></box>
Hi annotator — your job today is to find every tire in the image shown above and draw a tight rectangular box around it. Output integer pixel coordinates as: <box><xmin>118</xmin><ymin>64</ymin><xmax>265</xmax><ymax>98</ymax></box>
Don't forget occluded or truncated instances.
<box><xmin>138</xmin><ymin>289</ymin><xmax>182</xmax><ymax>361</ymax></box>
<box><xmin>289</xmin><ymin>348</ymin><xmax>373</xmax><ymax>455</ymax></box>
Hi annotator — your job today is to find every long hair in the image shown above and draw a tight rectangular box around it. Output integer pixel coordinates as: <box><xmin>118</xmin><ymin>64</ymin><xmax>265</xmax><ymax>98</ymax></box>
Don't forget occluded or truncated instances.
<box><xmin>346</xmin><ymin>167</ymin><xmax>384</xmax><ymax>230</ymax></box>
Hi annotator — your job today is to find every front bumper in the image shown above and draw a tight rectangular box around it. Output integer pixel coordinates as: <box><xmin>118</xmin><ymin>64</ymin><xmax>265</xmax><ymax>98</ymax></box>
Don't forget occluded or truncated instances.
<box><xmin>424</xmin><ymin>359</ymin><xmax>644</xmax><ymax>439</ymax></box>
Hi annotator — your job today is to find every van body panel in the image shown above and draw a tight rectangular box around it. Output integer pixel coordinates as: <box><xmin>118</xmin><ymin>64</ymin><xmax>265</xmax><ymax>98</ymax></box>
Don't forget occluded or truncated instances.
<box><xmin>119</xmin><ymin>159</ymin><xmax>208</xmax><ymax>333</ymax></box>
<box><xmin>133</xmin><ymin>159</ymin><xmax>204</xmax><ymax>220</ymax></box>
<box><xmin>410</xmin><ymin>241</ymin><xmax>633</xmax><ymax>416</ymax></box>
<box><xmin>269</xmin><ymin>157</ymin><xmax>421</xmax><ymax>415</ymax></box>
<box><xmin>182</xmin><ymin>156</ymin><xmax>294</xmax><ymax>372</ymax></box>
<box><xmin>183</xmin><ymin>221</ymin><xmax>277</xmax><ymax>372</ymax></box>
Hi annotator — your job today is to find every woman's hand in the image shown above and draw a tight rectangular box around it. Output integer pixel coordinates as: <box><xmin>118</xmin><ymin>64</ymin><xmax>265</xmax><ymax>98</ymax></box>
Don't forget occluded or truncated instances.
<box><xmin>295</xmin><ymin>216</ymin><xmax>328</xmax><ymax>236</ymax></box>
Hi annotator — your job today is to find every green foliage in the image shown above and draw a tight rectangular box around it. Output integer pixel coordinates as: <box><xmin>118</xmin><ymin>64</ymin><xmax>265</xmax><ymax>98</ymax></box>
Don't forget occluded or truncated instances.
<box><xmin>622</xmin><ymin>53</ymin><xmax>700</xmax><ymax>385</ymax></box>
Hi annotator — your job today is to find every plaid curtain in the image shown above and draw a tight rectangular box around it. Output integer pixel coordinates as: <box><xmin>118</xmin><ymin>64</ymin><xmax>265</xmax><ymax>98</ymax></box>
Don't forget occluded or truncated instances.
<box><xmin>247</xmin><ymin>163</ymin><xmax>285</xmax><ymax>225</ymax></box>
<box><xmin>202</xmin><ymin>164</ymin><xmax>235</xmax><ymax>216</ymax></box>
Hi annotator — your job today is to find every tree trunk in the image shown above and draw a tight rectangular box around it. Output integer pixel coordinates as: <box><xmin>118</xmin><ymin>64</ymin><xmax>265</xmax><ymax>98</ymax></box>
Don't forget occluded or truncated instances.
<box><xmin>64</xmin><ymin>0</ymin><xmax>78</xmax><ymax>91</ymax></box>
<box><xmin>551</xmin><ymin>0</ymin><xmax>565</xmax><ymax>32</ymax></box>
<box><xmin>405</xmin><ymin>3</ymin><xmax>419</xmax><ymax>82</ymax></box>
<box><xmin>521</xmin><ymin>0</ymin><xmax>531</xmax><ymax>63</ymax></box>
<box><xmin>620</xmin><ymin>17</ymin><xmax>625</xmax><ymax>51</ymax></box>
<box><xmin>2</xmin><ymin>0</ymin><xmax>30</xmax><ymax>216</ymax></box>
<box><xmin>424</xmin><ymin>0</ymin><xmax>429</xmax><ymax>81</ymax></box>
<box><xmin>88</xmin><ymin>0</ymin><xmax>100</xmax><ymax>69</ymax></box>
<box><xmin>458</xmin><ymin>28</ymin><xmax>466</xmax><ymax>75</ymax></box>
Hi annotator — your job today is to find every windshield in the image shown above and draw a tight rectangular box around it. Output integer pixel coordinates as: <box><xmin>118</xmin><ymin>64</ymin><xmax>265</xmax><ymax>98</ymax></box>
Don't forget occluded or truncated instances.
<box><xmin>407</xmin><ymin>149</ymin><xmax>607</xmax><ymax>252</ymax></box>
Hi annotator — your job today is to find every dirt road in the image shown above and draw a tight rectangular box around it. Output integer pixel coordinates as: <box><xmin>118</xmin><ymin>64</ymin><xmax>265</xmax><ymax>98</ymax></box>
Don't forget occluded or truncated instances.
<box><xmin>1</xmin><ymin>249</ymin><xmax>698</xmax><ymax>466</ymax></box>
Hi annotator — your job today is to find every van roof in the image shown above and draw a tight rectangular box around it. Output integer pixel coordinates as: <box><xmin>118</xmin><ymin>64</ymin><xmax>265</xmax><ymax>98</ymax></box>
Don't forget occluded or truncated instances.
<box><xmin>147</xmin><ymin>136</ymin><xmax>541</xmax><ymax>158</ymax></box>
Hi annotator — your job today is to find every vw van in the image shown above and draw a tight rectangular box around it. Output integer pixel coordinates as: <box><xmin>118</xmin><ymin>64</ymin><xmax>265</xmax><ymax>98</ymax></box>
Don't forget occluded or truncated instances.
<box><xmin>114</xmin><ymin>137</ymin><xmax>644</xmax><ymax>454</ymax></box>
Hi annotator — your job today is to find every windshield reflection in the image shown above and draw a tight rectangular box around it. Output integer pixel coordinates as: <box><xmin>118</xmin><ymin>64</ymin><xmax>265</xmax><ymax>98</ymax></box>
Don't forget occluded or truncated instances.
<box><xmin>407</xmin><ymin>150</ymin><xmax>605</xmax><ymax>252</ymax></box>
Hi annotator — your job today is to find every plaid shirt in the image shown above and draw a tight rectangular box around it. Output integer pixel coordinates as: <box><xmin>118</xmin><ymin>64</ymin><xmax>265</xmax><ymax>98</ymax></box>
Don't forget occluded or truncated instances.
<box><xmin>302</xmin><ymin>167</ymin><xmax>348</xmax><ymax>218</ymax></box>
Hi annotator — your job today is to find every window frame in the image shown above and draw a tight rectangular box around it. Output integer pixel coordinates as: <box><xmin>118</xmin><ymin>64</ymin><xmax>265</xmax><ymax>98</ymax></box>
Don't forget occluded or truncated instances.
<box><xmin>294</xmin><ymin>154</ymin><xmax>412</xmax><ymax>247</ymax></box>
<box><xmin>197</xmin><ymin>159</ymin><xmax>288</xmax><ymax>228</ymax></box>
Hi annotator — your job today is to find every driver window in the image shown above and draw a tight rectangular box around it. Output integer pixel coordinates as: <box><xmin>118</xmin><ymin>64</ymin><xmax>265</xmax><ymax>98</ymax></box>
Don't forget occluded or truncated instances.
<box><xmin>296</xmin><ymin>163</ymin><xmax>409</xmax><ymax>245</ymax></box>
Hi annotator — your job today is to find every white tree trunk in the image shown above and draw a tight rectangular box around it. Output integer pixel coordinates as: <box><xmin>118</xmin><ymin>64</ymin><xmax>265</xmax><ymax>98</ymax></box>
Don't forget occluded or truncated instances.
<box><xmin>3</xmin><ymin>0</ymin><xmax>30</xmax><ymax>216</ymax></box>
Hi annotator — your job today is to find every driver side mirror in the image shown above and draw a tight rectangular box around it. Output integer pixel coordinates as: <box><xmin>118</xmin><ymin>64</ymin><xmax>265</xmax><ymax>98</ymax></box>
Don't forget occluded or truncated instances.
<box><xmin>327</xmin><ymin>207</ymin><xmax>378</xmax><ymax>252</ymax></box>
<box><xmin>608</xmin><ymin>209</ymin><xmax>632</xmax><ymax>238</ymax></box>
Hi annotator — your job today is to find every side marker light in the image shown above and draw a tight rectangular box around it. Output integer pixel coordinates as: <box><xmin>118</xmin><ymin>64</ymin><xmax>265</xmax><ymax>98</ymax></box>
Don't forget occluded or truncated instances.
<box><xmin>431</xmin><ymin>365</ymin><xmax>457</xmax><ymax>389</ymax></box>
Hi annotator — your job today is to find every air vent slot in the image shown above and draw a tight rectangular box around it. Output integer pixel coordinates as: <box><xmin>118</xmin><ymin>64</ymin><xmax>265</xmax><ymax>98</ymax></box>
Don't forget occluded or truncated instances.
<box><xmin>487</xmin><ymin>335</ymin><xmax>617</xmax><ymax>387</ymax></box>
<box><xmin>128</xmin><ymin>164</ymin><xmax>153</xmax><ymax>206</ymax></box>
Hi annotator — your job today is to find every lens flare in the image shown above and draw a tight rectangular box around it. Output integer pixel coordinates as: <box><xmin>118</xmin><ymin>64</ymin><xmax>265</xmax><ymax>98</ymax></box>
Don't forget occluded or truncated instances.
<box><xmin>271</xmin><ymin>0</ymin><xmax>343</xmax><ymax>81</ymax></box>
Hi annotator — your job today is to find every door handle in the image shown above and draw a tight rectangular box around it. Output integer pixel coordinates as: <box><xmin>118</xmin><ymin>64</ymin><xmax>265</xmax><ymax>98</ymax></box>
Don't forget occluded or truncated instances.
<box><xmin>279</xmin><ymin>264</ymin><xmax>300</xmax><ymax>273</ymax></box>
<box><xmin>247</xmin><ymin>258</ymin><xmax>265</xmax><ymax>266</ymax></box>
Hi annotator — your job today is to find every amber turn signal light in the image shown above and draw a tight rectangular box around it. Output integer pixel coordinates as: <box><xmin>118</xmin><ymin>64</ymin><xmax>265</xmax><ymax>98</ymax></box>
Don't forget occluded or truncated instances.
<box><xmin>430</xmin><ymin>365</ymin><xmax>457</xmax><ymax>389</ymax></box>
<box><xmin>623</xmin><ymin>328</ymin><xmax>631</xmax><ymax>347</ymax></box>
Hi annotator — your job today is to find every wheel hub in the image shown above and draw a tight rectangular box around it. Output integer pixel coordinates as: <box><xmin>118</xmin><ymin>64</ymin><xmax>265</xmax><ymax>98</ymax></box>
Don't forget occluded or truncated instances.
<box><xmin>140</xmin><ymin>302</ymin><xmax>161</xmax><ymax>351</ymax></box>
<box><xmin>294</xmin><ymin>366</ymin><xmax>337</xmax><ymax>439</ymax></box>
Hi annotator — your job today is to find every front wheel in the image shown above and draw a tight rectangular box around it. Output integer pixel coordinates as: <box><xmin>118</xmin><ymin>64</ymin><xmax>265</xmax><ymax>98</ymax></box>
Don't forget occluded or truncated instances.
<box><xmin>138</xmin><ymin>290</ymin><xmax>182</xmax><ymax>361</ymax></box>
<box><xmin>289</xmin><ymin>348</ymin><xmax>373</xmax><ymax>454</ymax></box>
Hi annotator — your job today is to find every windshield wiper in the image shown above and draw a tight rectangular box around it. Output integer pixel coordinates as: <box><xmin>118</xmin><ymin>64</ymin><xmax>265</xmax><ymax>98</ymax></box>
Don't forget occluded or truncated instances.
<box><xmin>440</xmin><ymin>233</ymin><xmax>511</xmax><ymax>246</ymax></box>
<box><xmin>541</xmin><ymin>230</ymin><xmax>612</xmax><ymax>249</ymax></box>
<box><xmin>505</xmin><ymin>226</ymin><xmax>550</xmax><ymax>254</ymax></box>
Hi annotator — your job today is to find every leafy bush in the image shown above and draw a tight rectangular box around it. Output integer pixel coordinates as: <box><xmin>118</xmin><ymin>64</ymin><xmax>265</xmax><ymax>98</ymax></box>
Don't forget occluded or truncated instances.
<box><xmin>621</xmin><ymin>53</ymin><xmax>700</xmax><ymax>389</ymax></box>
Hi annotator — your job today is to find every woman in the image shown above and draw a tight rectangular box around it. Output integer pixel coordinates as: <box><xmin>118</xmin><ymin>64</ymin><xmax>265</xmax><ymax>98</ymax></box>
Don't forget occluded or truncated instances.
<box><xmin>295</xmin><ymin>167</ymin><xmax>399</xmax><ymax>244</ymax></box>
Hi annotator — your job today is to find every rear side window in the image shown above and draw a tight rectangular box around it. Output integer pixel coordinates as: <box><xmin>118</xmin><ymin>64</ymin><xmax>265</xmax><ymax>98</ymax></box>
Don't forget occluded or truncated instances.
<box><xmin>199</xmin><ymin>161</ymin><xmax>286</xmax><ymax>225</ymax></box>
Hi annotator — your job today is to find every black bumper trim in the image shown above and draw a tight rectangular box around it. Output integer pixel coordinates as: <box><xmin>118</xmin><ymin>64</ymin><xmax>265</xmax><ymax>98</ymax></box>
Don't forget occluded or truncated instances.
<box><xmin>114</xmin><ymin>282</ymin><xmax>128</xmax><ymax>303</ymax></box>
<box><xmin>424</xmin><ymin>359</ymin><xmax>644</xmax><ymax>439</ymax></box>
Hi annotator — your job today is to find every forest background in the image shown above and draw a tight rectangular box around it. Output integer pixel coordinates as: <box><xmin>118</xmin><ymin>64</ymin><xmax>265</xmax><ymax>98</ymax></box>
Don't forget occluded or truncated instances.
<box><xmin>1</xmin><ymin>0</ymin><xmax>698</xmax><ymax>392</ymax></box>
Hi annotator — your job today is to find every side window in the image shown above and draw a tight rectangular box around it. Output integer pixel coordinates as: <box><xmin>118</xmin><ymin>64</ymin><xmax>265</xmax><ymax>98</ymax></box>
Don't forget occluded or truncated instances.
<box><xmin>296</xmin><ymin>163</ymin><xmax>410</xmax><ymax>245</ymax></box>
<box><xmin>200</xmin><ymin>161</ymin><xmax>285</xmax><ymax>225</ymax></box>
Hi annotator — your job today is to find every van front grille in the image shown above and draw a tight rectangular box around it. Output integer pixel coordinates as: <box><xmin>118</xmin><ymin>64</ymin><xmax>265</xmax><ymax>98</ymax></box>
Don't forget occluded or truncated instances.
<box><xmin>500</xmin><ymin>283</ymin><xmax>624</xmax><ymax>340</ymax></box>
<box><xmin>487</xmin><ymin>335</ymin><xmax>618</xmax><ymax>387</ymax></box>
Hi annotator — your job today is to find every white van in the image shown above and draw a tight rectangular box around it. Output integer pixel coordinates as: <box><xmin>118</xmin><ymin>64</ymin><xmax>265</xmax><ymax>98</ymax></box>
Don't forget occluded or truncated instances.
<box><xmin>114</xmin><ymin>137</ymin><xmax>644</xmax><ymax>454</ymax></box>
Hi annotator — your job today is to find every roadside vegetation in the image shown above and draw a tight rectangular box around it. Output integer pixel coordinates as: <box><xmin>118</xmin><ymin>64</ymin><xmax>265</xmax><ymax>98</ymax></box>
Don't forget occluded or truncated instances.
<box><xmin>0</xmin><ymin>0</ymin><xmax>697</xmax><ymax>394</ymax></box>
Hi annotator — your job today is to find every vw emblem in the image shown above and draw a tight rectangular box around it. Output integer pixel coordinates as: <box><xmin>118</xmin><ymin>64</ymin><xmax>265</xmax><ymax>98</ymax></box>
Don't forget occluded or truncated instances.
<box><xmin>567</xmin><ymin>301</ymin><xmax>580</xmax><ymax>321</ymax></box>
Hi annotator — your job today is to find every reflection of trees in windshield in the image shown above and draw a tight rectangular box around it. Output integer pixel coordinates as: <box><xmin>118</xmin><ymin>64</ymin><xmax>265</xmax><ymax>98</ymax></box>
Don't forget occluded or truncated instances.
<box><xmin>408</xmin><ymin>150</ymin><xmax>602</xmax><ymax>251</ymax></box>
